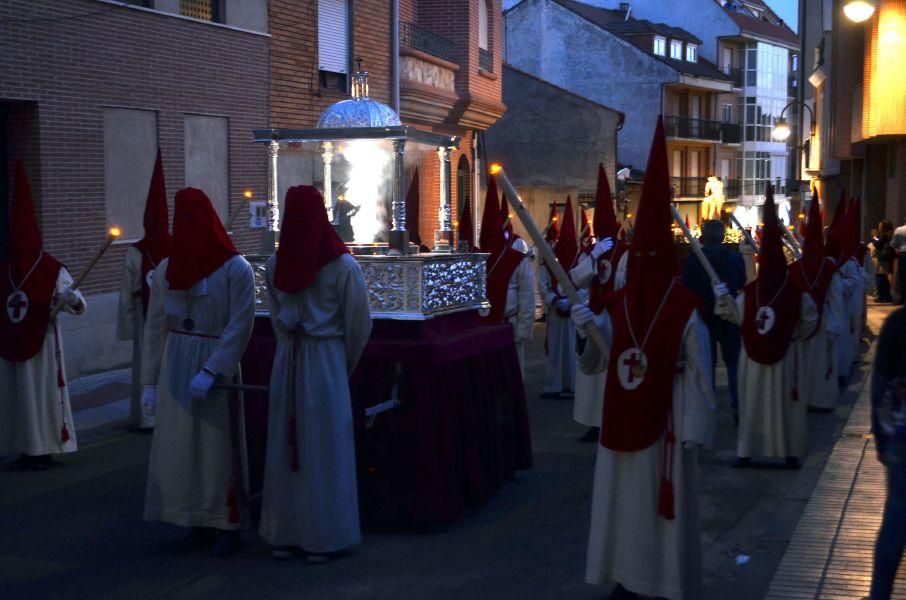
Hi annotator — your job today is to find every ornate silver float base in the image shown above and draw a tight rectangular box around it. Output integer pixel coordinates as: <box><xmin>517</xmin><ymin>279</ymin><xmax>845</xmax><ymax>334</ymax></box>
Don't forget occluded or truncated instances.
<box><xmin>245</xmin><ymin>253</ymin><xmax>489</xmax><ymax>320</ymax></box>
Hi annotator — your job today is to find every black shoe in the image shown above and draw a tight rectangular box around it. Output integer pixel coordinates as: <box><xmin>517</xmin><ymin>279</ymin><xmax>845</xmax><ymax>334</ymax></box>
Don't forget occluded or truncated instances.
<box><xmin>579</xmin><ymin>427</ymin><xmax>600</xmax><ymax>443</ymax></box>
<box><xmin>540</xmin><ymin>392</ymin><xmax>559</xmax><ymax>399</ymax></box>
<box><xmin>129</xmin><ymin>426</ymin><xmax>154</xmax><ymax>434</ymax></box>
<box><xmin>808</xmin><ymin>406</ymin><xmax>835</xmax><ymax>414</ymax></box>
<box><xmin>733</xmin><ymin>457</ymin><xmax>753</xmax><ymax>469</ymax></box>
<box><xmin>785</xmin><ymin>457</ymin><xmax>801</xmax><ymax>470</ymax></box>
<box><xmin>608</xmin><ymin>583</ymin><xmax>641</xmax><ymax>600</ymax></box>
<box><xmin>560</xmin><ymin>389</ymin><xmax>574</xmax><ymax>398</ymax></box>
<box><xmin>210</xmin><ymin>531</ymin><xmax>240</xmax><ymax>558</ymax></box>
<box><xmin>165</xmin><ymin>527</ymin><xmax>215</xmax><ymax>553</ymax></box>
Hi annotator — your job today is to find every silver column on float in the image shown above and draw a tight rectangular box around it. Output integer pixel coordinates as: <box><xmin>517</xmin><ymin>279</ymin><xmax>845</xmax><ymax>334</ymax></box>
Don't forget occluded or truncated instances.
<box><xmin>321</xmin><ymin>141</ymin><xmax>335</xmax><ymax>223</ymax></box>
<box><xmin>433</xmin><ymin>146</ymin><xmax>453</xmax><ymax>252</ymax></box>
<box><xmin>389</xmin><ymin>138</ymin><xmax>410</xmax><ymax>254</ymax></box>
<box><xmin>263</xmin><ymin>140</ymin><xmax>280</xmax><ymax>251</ymax></box>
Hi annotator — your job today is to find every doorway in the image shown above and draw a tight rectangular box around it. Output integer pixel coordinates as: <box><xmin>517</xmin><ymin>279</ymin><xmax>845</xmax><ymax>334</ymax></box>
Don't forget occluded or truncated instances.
<box><xmin>456</xmin><ymin>155</ymin><xmax>470</xmax><ymax>227</ymax></box>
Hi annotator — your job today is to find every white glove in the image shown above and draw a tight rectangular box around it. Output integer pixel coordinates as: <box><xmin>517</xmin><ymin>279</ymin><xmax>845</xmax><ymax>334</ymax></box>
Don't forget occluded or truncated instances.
<box><xmin>188</xmin><ymin>370</ymin><xmax>216</xmax><ymax>400</ymax></box>
<box><xmin>571</xmin><ymin>304</ymin><xmax>595</xmax><ymax>330</ymax></box>
<box><xmin>60</xmin><ymin>287</ymin><xmax>81</xmax><ymax>307</ymax></box>
<box><xmin>142</xmin><ymin>385</ymin><xmax>157</xmax><ymax>417</ymax></box>
<box><xmin>712</xmin><ymin>283</ymin><xmax>730</xmax><ymax>299</ymax></box>
<box><xmin>556</xmin><ymin>298</ymin><xmax>571</xmax><ymax>312</ymax></box>
<box><xmin>590</xmin><ymin>237</ymin><xmax>614</xmax><ymax>260</ymax></box>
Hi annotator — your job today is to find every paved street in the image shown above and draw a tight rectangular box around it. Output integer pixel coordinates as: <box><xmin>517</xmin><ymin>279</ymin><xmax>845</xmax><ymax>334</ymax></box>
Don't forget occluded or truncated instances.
<box><xmin>0</xmin><ymin>305</ymin><xmax>894</xmax><ymax>600</ymax></box>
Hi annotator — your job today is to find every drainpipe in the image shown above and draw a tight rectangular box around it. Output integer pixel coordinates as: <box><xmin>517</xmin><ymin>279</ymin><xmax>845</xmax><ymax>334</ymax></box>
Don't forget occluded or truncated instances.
<box><xmin>391</xmin><ymin>0</ymin><xmax>400</xmax><ymax>112</ymax></box>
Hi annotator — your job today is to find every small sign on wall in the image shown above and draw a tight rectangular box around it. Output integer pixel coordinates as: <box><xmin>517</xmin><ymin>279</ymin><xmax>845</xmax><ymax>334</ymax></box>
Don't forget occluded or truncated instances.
<box><xmin>249</xmin><ymin>201</ymin><xmax>268</xmax><ymax>228</ymax></box>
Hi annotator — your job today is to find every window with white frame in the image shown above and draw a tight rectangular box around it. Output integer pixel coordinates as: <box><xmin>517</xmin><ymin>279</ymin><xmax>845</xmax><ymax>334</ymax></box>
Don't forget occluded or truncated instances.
<box><xmin>686</xmin><ymin>44</ymin><xmax>697</xmax><ymax>62</ymax></box>
<box><xmin>319</xmin><ymin>0</ymin><xmax>349</xmax><ymax>75</ymax></box>
<box><xmin>670</xmin><ymin>40</ymin><xmax>682</xmax><ymax>60</ymax></box>
<box><xmin>479</xmin><ymin>0</ymin><xmax>489</xmax><ymax>50</ymax></box>
<box><xmin>653</xmin><ymin>36</ymin><xmax>666</xmax><ymax>56</ymax></box>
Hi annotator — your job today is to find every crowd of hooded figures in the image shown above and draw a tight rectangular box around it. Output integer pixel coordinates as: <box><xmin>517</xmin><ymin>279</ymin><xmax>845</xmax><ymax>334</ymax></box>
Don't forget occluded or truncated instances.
<box><xmin>0</xmin><ymin>114</ymin><xmax>896</xmax><ymax>598</ymax></box>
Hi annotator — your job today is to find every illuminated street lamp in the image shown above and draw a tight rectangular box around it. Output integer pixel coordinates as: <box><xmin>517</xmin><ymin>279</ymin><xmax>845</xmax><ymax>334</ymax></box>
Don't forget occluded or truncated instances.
<box><xmin>772</xmin><ymin>117</ymin><xmax>791</xmax><ymax>141</ymax></box>
<box><xmin>772</xmin><ymin>101</ymin><xmax>815</xmax><ymax>141</ymax></box>
<box><xmin>844</xmin><ymin>0</ymin><xmax>876</xmax><ymax>22</ymax></box>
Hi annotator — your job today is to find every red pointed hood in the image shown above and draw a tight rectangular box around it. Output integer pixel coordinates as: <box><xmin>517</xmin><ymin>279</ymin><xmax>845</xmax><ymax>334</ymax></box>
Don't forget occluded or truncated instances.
<box><xmin>580</xmin><ymin>207</ymin><xmax>592</xmax><ymax>251</ymax></box>
<box><xmin>625</xmin><ymin>116</ymin><xmax>677</xmax><ymax>323</ymax></box>
<box><xmin>844</xmin><ymin>196</ymin><xmax>862</xmax><ymax>260</ymax></box>
<box><xmin>545</xmin><ymin>201</ymin><xmax>560</xmax><ymax>243</ymax></box>
<box><xmin>479</xmin><ymin>175</ymin><xmax>504</xmax><ymax>254</ymax></box>
<box><xmin>458</xmin><ymin>195</ymin><xmax>475</xmax><ymax>251</ymax></box>
<box><xmin>801</xmin><ymin>189</ymin><xmax>826</xmax><ymax>266</ymax></box>
<box><xmin>10</xmin><ymin>161</ymin><xmax>44</xmax><ymax>278</ymax></box>
<box><xmin>500</xmin><ymin>190</ymin><xmax>515</xmax><ymax>241</ymax></box>
<box><xmin>756</xmin><ymin>185</ymin><xmax>788</xmax><ymax>296</ymax></box>
<box><xmin>166</xmin><ymin>188</ymin><xmax>238</xmax><ymax>290</ymax></box>
<box><xmin>133</xmin><ymin>149</ymin><xmax>172</xmax><ymax>264</ymax></box>
<box><xmin>405</xmin><ymin>169</ymin><xmax>422</xmax><ymax>247</ymax></box>
<box><xmin>555</xmin><ymin>195</ymin><xmax>579</xmax><ymax>269</ymax></box>
<box><xmin>593</xmin><ymin>163</ymin><xmax>619</xmax><ymax>240</ymax></box>
<box><xmin>274</xmin><ymin>185</ymin><xmax>349</xmax><ymax>294</ymax></box>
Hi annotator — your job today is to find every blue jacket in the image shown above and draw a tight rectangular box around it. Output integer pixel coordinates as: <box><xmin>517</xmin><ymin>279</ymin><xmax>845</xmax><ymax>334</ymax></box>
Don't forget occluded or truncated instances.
<box><xmin>681</xmin><ymin>242</ymin><xmax>746</xmax><ymax>329</ymax></box>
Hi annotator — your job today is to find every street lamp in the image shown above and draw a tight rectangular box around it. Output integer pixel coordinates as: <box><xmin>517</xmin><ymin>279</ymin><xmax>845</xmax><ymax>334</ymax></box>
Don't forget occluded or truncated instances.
<box><xmin>771</xmin><ymin>101</ymin><xmax>815</xmax><ymax>141</ymax></box>
<box><xmin>843</xmin><ymin>0</ymin><xmax>876</xmax><ymax>22</ymax></box>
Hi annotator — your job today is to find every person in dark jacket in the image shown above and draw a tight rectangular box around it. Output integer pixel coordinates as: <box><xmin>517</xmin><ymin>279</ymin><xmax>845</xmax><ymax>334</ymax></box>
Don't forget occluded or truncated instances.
<box><xmin>874</xmin><ymin>220</ymin><xmax>895</xmax><ymax>303</ymax></box>
<box><xmin>870</xmin><ymin>307</ymin><xmax>906</xmax><ymax>600</ymax></box>
<box><xmin>682</xmin><ymin>219</ymin><xmax>747</xmax><ymax>424</ymax></box>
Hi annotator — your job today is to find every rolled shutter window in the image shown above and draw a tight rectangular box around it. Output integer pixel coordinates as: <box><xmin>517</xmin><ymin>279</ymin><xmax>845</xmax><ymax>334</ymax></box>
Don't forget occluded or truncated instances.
<box><xmin>319</xmin><ymin>0</ymin><xmax>349</xmax><ymax>74</ymax></box>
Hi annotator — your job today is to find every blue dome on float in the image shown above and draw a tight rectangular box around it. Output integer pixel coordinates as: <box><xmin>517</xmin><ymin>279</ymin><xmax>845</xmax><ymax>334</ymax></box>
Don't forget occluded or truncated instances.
<box><xmin>317</xmin><ymin>68</ymin><xmax>401</xmax><ymax>129</ymax></box>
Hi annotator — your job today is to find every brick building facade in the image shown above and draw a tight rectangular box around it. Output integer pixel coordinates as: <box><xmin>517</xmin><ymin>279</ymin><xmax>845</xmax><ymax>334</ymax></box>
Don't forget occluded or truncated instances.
<box><xmin>1</xmin><ymin>0</ymin><xmax>506</xmax><ymax>377</ymax></box>
<box><xmin>0</xmin><ymin>0</ymin><xmax>269</xmax><ymax>376</ymax></box>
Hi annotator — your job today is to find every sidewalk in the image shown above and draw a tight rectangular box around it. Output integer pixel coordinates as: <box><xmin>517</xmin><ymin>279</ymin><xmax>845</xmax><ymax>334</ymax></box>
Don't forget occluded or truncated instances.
<box><xmin>766</xmin><ymin>301</ymin><xmax>904</xmax><ymax>599</ymax></box>
<box><xmin>69</xmin><ymin>367</ymin><xmax>133</xmax><ymax>440</ymax></box>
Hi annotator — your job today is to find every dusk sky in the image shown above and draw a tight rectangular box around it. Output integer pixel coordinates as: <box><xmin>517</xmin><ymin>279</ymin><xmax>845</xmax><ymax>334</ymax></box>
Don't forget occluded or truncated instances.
<box><xmin>766</xmin><ymin>0</ymin><xmax>799</xmax><ymax>32</ymax></box>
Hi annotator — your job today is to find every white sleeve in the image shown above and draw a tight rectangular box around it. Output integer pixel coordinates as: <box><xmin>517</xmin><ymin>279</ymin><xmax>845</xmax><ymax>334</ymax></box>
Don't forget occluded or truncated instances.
<box><xmin>678</xmin><ymin>312</ymin><xmax>717</xmax><ymax>448</ymax></box>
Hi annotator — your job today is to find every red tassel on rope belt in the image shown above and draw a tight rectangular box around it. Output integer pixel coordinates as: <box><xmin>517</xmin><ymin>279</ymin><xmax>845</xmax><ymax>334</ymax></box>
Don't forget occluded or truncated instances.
<box><xmin>227</xmin><ymin>478</ymin><xmax>240</xmax><ymax>524</ymax></box>
<box><xmin>53</xmin><ymin>322</ymin><xmax>70</xmax><ymax>442</ymax></box>
<box><xmin>825</xmin><ymin>336</ymin><xmax>834</xmax><ymax>380</ymax></box>
<box><xmin>792</xmin><ymin>345</ymin><xmax>800</xmax><ymax>402</ymax></box>
<box><xmin>658</xmin><ymin>409</ymin><xmax>676</xmax><ymax>520</ymax></box>
<box><xmin>288</xmin><ymin>336</ymin><xmax>300</xmax><ymax>472</ymax></box>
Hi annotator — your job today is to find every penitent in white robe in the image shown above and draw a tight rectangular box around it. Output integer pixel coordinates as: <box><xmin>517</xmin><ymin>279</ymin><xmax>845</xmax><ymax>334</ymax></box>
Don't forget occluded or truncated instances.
<box><xmin>142</xmin><ymin>255</ymin><xmax>255</xmax><ymax>530</ymax></box>
<box><xmin>258</xmin><ymin>253</ymin><xmax>372</xmax><ymax>554</ymax></box>
<box><xmin>538</xmin><ymin>264</ymin><xmax>575</xmax><ymax>394</ymax></box>
<box><xmin>849</xmin><ymin>254</ymin><xmax>872</xmax><ymax>361</ymax></box>
<box><xmin>504</xmin><ymin>254</ymin><xmax>536</xmax><ymax>375</ymax></box>
<box><xmin>797</xmin><ymin>269</ymin><xmax>846</xmax><ymax>410</ymax></box>
<box><xmin>116</xmin><ymin>245</ymin><xmax>154</xmax><ymax>429</ymax></box>
<box><xmin>729</xmin><ymin>293</ymin><xmax>819</xmax><ymax>460</ymax></box>
<box><xmin>580</xmin><ymin>311</ymin><xmax>716</xmax><ymax>600</ymax></box>
<box><xmin>569</xmin><ymin>251</ymin><xmax>628</xmax><ymax>427</ymax></box>
<box><xmin>835</xmin><ymin>259</ymin><xmax>861</xmax><ymax>379</ymax></box>
<box><xmin>0</xmin><ymin>269</ymin><xmax>85</xmax><ymax>456</ymax></box>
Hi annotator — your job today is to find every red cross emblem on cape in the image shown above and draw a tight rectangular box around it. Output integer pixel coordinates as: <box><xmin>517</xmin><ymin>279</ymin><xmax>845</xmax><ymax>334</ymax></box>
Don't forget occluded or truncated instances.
<box><xmin>7</xmin><ymin>290</ymin><xmax>28</xmax><ymax>323</ymax></box>
<box><xmin>755</xmin><ymin>306</ymin><xmax>775</xmax><ymax>334</ymax></box>
<box><xmin>0</xmin><ymin>255</ymin><xmax>63</xmax><ymax>362</ymax></box>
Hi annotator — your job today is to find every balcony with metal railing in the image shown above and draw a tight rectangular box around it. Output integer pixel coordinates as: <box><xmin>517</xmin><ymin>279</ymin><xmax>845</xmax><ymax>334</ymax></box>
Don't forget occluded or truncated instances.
<box><xmin>399</xmin><ymin>21</ymin><xmax>456</xmax><ymax>63</ymax></box>
<box><xmin>671</xmin><ymin>177</ymin><xmax>708</xmax><ymax>197</ymax></box>
<box><xmin>721</xmin><ymin>123</ymin><xmax>741</xmax><ymax>144</ymax></box>
<box><xmin>664</xmin><ymin>116</ymin><xmax>722</xmax><ymax>141</ymax></box>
